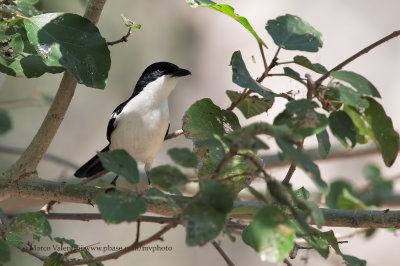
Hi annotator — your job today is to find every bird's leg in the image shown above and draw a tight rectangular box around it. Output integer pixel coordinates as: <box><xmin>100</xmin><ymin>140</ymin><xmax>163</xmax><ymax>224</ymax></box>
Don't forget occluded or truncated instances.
<box><xmin>110</xmin><ymin>175</ymin><xmax>119</xmax><ymax>186</ymax></box>
<box><xmin>105</xmin><ymin>175</ymin><xmax>119</xmax><ymax>193</ymax></box>
<box><xmin>144</xmin><ymin>163</ymin><xmax>152</xmax><ymax>186</ymax></box>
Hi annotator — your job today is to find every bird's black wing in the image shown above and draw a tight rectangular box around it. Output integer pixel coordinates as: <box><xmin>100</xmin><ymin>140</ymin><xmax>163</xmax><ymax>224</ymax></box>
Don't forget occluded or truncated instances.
<box><xmin>106</xmin><ymin>100</ymin><xmax>129</xmax><ymax>142</ymax></box>
<box><xmin>74</xmin><ymin>145</ymin><xmax>110</xmax><ymax>177</ymax></box>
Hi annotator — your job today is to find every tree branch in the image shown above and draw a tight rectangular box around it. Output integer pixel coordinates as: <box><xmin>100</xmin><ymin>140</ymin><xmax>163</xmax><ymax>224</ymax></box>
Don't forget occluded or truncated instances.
<box><xmin>211</xmin><ymin>240</ymin><xmax>235</xmax><ymax>266</ymax></box>
<box><xmin>316</xmin><ymin>30</ymin><xmax>400</xmax><ymax>86</ymax></box>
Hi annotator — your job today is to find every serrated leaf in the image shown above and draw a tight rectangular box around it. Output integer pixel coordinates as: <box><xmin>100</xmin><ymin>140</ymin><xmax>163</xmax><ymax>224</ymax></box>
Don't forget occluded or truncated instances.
<box><xmin>331</xmin><ymin>71</ymin><xmax>380</xmax><ymax>98</ymax></box>
<box><xmin>96</xmin><ymin>191</ymin><xmax>146</xmax><ymax>223</ymax></box>
<box><xmin>0</xmin><ymin>239</ymin><xmax>10</xmax><ymax>263</ymax></box>
<box><xmin>24</xmin><ymin>13</ymin><xmax>110</xmax><ymax>89</ymax></box>
<box><xmin>10</xmin><ymin>212</ymin><xmax>51</xmax><ymax>239</ymax></box>
<box><xmin>325</xmin><ymin>83</ymin><xmax>369</xmax><ymax>108</ymax></box>
<box><xmin>6</xmin><ymin>232</ymin><xmax>24</xmax><ymax>247</ymax></box>
<box><xmin>167</xmin><ymin>147</ymin><xmax>198</xmax><ymax>168</ymax></box>
<box><xmin>183</xmin><ymin>201</ymin><xmax>226</xmax><ymax>246</ymax></box>
<box><xmin>97</xmin><ymin>149</ymin><xmax>139</xmax><ymax>184</ymax></box>
<box><xmin>266</xmin><ymin>14</ymin><xmax>323</xmax><ymax>52</ymax></box>
<box><xmin>329</xmin><ymin>110</ymin><xmax>357</xmax><ymax>149</ymax></box>
<box><xmin>0</xmin><ymin>108</ymin><xmax>12</xmax><ymax>134</ymax></box>
<box><xmin>149</xmin><ymin>165</ymin><xmax>188</xmax><ymax>190</ymax></box>
<box><xmin>274</xmin><ymin>99</ymin><xmax>328</xmax><ymax>137</ymax></box>
<box><xmin>364</xmin><ymin>97</ymin><xmax>399</xmax><ymax>166</ymax></box>
<box><xmin>226</xmin><ymin>90</ymin><xmax>274</xmax><ymax>118</ymax></box>
<box><xmin>283</xmin><ymin>67</ymin><xmax>305</xmax><ymax>85</ymax></box>
<box><xmin>43</xmin><ymin>252</ymin><xmax>63</xmax><ymax>266</ymax></box>
<box><xmin>275</xmin><ymin>134</ymin><xmax>327</xmax><ymax>193</ymax></box>
<box><xmin>186</xmin><ymin>1</ymin><xmax>266</xmax><ymax>47</ymax></box>
<box><xmin>316</xmin><ymin>129</ymin><xmax>330</xmax><ymax>159</ymax></box>
<box><xmin>293</xmin><ymin>55</ymin><xmax>327</xmax><ymax>74</ymax></box>
<box><xmin>230</xmin><ymin>51</ymin><xmax>275</xmax><ymax>100</ymax></box>
<box><xmin>200</xmin><ymin>179</ymin><xmax>235</xmax><ymax>213</ymax></box>
<box><xmin>242</xmin><ymin>206</ymin><xmax>294</xmax><ymax>263</ymax></box>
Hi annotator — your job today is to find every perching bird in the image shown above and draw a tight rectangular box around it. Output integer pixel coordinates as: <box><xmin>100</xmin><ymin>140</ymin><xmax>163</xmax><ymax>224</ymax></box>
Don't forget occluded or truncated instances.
<box><xmin>74</xmin><ymin>62</ymin><xmax>191</xmax><ymax>183</ymax></box>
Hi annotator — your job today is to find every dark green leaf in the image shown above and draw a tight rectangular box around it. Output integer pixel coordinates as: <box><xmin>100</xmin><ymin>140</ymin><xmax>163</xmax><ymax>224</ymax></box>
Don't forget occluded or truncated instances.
<box><xmin>0</xmin><ymin>108</ymin><xmax>12</xmax><ymax>134</ymax></box>
<box><xmin>96</xmin><ymin>191</ymin><xmax>146</xmax><ymax>223</ymax></box>
<box><xmin>167</xmin><ymin>147</ymin><xmax>198</xmax><ymax>168</ymax></box>
<box><xmin>293</xmin><ymin>55</ymin><xmax>327</xmax><ymax>74</ymax></box>
<box><xmin>283</xmin><ymin>67</ymin><xmax>305</xmax><ymax>85</ymax></box>
<box><xmin>363</xmin><ymin>164</ymin><xmax>393</xmax><ymax>205</ymax></box>
<box><xmin>326</xmin><ymin>180</ymin><xmax>354</xmax><ymax>209</ymax></box>
<box><xmin>316</xmin><ymin>129</ymin><xmax>330</xmax><ymax>159</ymax></box>
<box><xmin>10</xmin><ymin>212</ymin><xmax>51</xmax><ymax>239</ymax></box>
<box><xmin>6</xmin><ymin>232</ymin><xmax>24</xmax><ymax>247</ymax></box>
<box><xmin>294</xmin><ymin>187</ymin><xmax>310</xmax><ymax>200</ymax></box>
<box><xmin>226</xmin><ymin>90</ymin><xmax>274</xmax><ymax>118</ymax></box>
<box><xmin>186</xmin><ymin>1</ymin><xmax>267</xmax><ymax>47</ymax></box>
<box><xmin>0</xmin><ymin>239</ymin><xmax>10</xmax><ymax>263</ymax></box>
<box><xmin>274</xmin><ymin>99</ymin><xmax>328</xmax><ymax>137</ymax></box>
<box><xmin>54</xmin><ymin>237</ymin><xmax>78</xmax><ymax>248</ymax></box>
<box><xmin>266</xmin><ymin>14</ymin><xmax>323</xmax><ymax>52</ymax></box>
<box><xmin>24</xmin><ymin>13</ymin><xmax>111</xmax><ymax>89</ymax></box>
<box><xmin>200</xmin><ymin>179</ymin><xmax>235</xmax><ymax>213</ymax></box>
<box><xmin>325</xmin><ymin>83</ymin><xmax>369</xmax><ymax>108</ymax></box>
<box><xmin>331</xmin><ymin>71</ymin><xmax>380</xmax><ymax>98</ymax></box>
<box><xmin>242</xmin><ymin>206</ymin><xmax>294</xmax><ymax>263</ymax></box>
<box><xmin>343</xmin><ymin>255</ymin><xmax>367</xmax><ymax>266</ymax></box>
<box><xmin>337</xmin><ymin>189</ymin><xmax>367</xmax><ymax>210</ymax></box>
<box><xmin>343</xmin><ymin>105</ymin><xmax>371</xmax><ymax>144</ymax></box>
<box><xmin>183</xmin><ymin>201</ymin><xmax>226</xmax><ymax>246</ymax></box>
<box><xmin>230</xmin><ymin>51</ymin><xmax>275</xmax><ymax>100</ymax></box>
<box><xmin>275</xmin><ymin>135</ymin><xmax>327</xmax><ymax>193</ymax></box>
<box><xmin>149</xmin><ymin>165</ymin><xmax>188</xmax><ymax>190</ymax></box>
<box><xmin>364</xmin><ymin>97</ymin><xmax>399</xmax><ymax>166</ymax></box>
<box><xmin>329</xmin><ymin>110</ymin><xmax>357</xmax><ymax>149</ymax></box>
<box><xmin>43</xmin><ymin>252</ymin><xmax>62</xmax><ymax>266</ymax></box>
<box><xmin>97</xmin><ymin>149</ymin><xmax>139</xmax><ymax>184</ymax></box>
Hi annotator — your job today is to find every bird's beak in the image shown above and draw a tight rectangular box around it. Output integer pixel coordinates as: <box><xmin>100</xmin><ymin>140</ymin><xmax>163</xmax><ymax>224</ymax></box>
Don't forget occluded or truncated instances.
<box><xmin>172</xmin><ymin>68</ymin><xmax>191</xmax><ymax>77</ymax></box>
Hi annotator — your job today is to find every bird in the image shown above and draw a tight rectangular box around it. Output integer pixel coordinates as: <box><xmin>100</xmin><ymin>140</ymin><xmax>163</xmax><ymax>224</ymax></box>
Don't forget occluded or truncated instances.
<box><xmin>74</xmin><ymin>62</ymin><xmax>191</xmax><ymax>184</ymax></box>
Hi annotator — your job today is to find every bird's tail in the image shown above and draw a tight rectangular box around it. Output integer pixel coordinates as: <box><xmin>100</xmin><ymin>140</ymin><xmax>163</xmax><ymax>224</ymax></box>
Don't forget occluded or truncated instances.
<box><xmin>74</xmin><ymin>145</ymin><xmax>109</xmax><ymax>178</ymax></box>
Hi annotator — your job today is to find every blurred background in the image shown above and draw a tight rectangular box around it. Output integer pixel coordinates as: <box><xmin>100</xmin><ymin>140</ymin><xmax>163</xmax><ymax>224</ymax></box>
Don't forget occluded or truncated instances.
<box><xmin>1</xmin><ymin>0</ymin><xmax>400</xmax><ymax>265</ymax></box>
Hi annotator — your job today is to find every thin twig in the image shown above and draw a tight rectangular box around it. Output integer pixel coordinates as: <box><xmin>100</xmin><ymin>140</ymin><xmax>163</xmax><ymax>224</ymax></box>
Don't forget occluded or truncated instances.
<box><xmin>316</xmin><ymin>30</ymin><xmax>400</xmax><ymax>86</ymax></box>
<box><xmin>107</xmin><ymin>28</ymin><xmax>132</xmax><ymax>46</ymax></box>
<box><xmin>226</xmin><ymin>88</ymin><xmax>251</xmax><ymax>111</ymax></box>
<box><xmin>258</xmin><ymin>42</ymin><xmax>269</xmax><ymax>74</ymax></box>
<box><xmin>211</xmin><ymin>240</ymin><xmax>235</xmax><ymax>266</ymax></box>
<box><xmin>135</xmin><ymin>221</ymin><xmax>141</xmax><ymax>243</ymax></box>
<box><xmin>165</xmin><ymin>129</ymin><xmax>184</xmax><ymax>140</ymax></box>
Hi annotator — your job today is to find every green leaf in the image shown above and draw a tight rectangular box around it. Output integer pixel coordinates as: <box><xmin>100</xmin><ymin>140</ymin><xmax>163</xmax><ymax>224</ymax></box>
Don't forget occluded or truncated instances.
<box><xmin>200</xmin><ymin>179</ymin><xmax>235</xmax><ymax>213</ymax></box>
<box><xmin>293</xmin><ymin>55</ymin><xmax>327</xmax><ymax>74</ymax></box>
<box><xmin>325</xmin><ymin>83</ymin><xmax>369</xmax><ymax>108</ymax></box>
<box><xmin>226</xmin><ymin>90</ymin><xmax>274</xmax><ymax>118</ymax></box>
<box><xmin>283</xmin><ymin>67</ymin><xmax>305</xmax><ymax>85</ymax></box>
<box><xmin>343</xmin><ymin>105</ymin><xmax>371</xmax><ymax>144</ymax></box>
<box><xmin>43</xmin><ymin>252</ymin><xmax>63</xmax><ymax>266</ymax></box>
<box><xmin>0</xmin><ymin>108</ymin><xmax>12</xmax><ymax>134</ymax></box>
<box><xmin>337</xmin><ymin>189</ymin><xmax>367</xmax><ymax>210</ymax></box>
<box><xmin>294</xmin><ymin>187</ymin><xmax>310</xmax><ymax>200</ymax></box>
<box><xmin>275</xmin><ymin>134</ymin><xmax>327</xmax><ymax>193</ymax></box>
<box><xmin>274</xmin><ymin>99</ymin><xmax>328</xmax><ymax>137</ymax></box>
<box><xmin>343</xmin><ymin>255</ymin><xmax>366</xmax><ymax>266</ymax></box>
<box><xmin>247</xmin><ymin>186</ymin><xmax>268</xmax><ymax>203</ymax></box>
<box><xmin>9</xmin><ymin>212</ymin><xmax>51</xmax><ymax>239</ymax></box>
<box><xmin>149</xmin><ymin>165</ymin><xmax>188</xmax><ymax>190</ymax></box>
<box><xmin>364</xmin><ymin>97</ymin><xmax>399</xmax><ymax>166</ymax></box>
<box><xmin>326</xmin><ymin>180</ymin><xmax>354</xmax><ymax>209</ymax></box>
<box><xmin>24</xmin><ymin>13</ymin><xmax>111</xmax><ymax>89</ymax></box>
<box><xmin>0</xmin><ymin>239</ymin><xmax>10</xmax><ymax>263</ymax></box>
<box><xmin>266</xmin><ymin>14</ymin><xmax>323</xmax><ymax>52</ymax></box>
<box><xmin>183</xmin><ymin>201</ymin><xmax>226</xmax><ymax>246</ymax></box>
<box><xmin>230</xmin><ymin>51</ymin><xmax>275</xmax><ymax>100</ymax></box>
<box><xmin>316</xmin><ymin>129</ymin><xmax>330</xmax><ymax>159</ymax></box>
<box><xmin>54</xmin><ymin>237</ymin><xmax>78</xmax><ymax>248</ymax></box>
<box><xmin>1</xmin><ymin>1</ymin><xmax>41</xmax><ymax>17</ymax></box>
<box><xmin>183</xmin><ymin>98</ymin><xmax>240</xmax><ymax>141</ymax></box>
<box><xmin>331</xmin><ymin>71</ymin><xmax>380</xmax><ymax>98</ymax></box>
<box><xmin>144</xmin><ymin>187</ymin><xmax>179</xmax><ymax>210</ymax></box>
<box><xmin>96</xmin><ymin>191</ymin><xmax>146</xmax><ymax>223</ymax></box>
<box><xmin>363</xmin><ymin>164</ymin><xmax>393</xmax><ymax>205</ymax></box>
<box><xmin>6</xmin><ymin>232</ymin><xmax>24</xmax><ymax>247</ymax></box>
<box><xmin>167</xmin><ymin>147</ymin><xmax>198</xmax><ymax>168</ymax></box>
<box><xmin>242</xmin><ymin>206</ymin><xmax>294</xmax><ymax>263</ymax></box>
<box><xmin>186</xmin><ymin>1</ymin><xmax>267</xmax><ymax>47</ymax></box>
<box><xmin>97</xmin><ymin>149</ymin><xmax>139</xmax><ymax>184</ymax></box>
<box><xmin>120</xmin><ymin>14</ymin><xmax>141</xmax><ymax>29</ymax></box>
<box><xmin>329</xmin><ymin>110</ymin><xmax>357</xmax><ymax>149</ymax></box>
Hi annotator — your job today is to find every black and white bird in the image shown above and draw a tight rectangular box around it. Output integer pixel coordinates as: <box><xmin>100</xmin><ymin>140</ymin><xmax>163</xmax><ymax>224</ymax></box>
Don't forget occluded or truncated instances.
<box><xmin>74</xmin><ymin>62</ymin><xmax>191</xmax><ymax>183</ymax></box>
